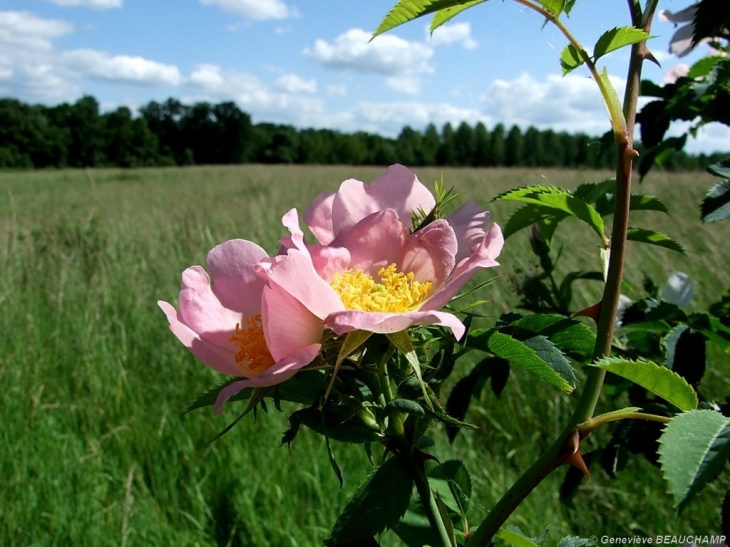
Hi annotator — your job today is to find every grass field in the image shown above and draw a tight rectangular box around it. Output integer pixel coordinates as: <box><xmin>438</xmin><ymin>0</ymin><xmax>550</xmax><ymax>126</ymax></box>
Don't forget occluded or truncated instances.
<box><xmin>1</xmin><ymin>164</ymin><xmax>728</xmax><ymax>546</ymax></box>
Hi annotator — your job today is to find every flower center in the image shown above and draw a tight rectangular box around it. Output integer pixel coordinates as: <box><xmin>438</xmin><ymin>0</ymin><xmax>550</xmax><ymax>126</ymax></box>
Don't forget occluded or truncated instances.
<box><xmin>330</xmin><ymin>263</ymin><xmax>432</xmax><ymax>313</ymax></box>
<box><xmin>228</xmin><ymin>315</ymin><xmax>275</xmax><ymax>376</ymax></box>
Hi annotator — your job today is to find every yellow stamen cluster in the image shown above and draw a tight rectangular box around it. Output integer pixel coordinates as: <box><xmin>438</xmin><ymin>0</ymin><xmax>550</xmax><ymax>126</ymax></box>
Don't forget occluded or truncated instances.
<box><xmin>330</xmin><ymin>263</ymin><xmax>432</xmax><ymax>313</ymax></box>
<box><xmin>228</xmin><ymin>315</ymin><xmax>275</xmax><ymax>376</ymax></box>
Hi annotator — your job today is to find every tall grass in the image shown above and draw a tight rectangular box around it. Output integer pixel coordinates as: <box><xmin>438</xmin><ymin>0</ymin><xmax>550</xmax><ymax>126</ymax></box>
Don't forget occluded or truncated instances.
<box><xmin>1</xmin><ymin>165</ymin><xmax>727</xmax><ymax>546</ymax></box>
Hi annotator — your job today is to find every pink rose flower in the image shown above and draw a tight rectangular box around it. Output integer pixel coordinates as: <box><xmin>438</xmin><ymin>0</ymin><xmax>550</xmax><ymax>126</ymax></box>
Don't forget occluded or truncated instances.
<box><xmin>660</xmin><ymin>4</ymin><xmax>698</xmax><ymax>57</ymax></box>
<box><xmin>158</xmin><ymin>239</ymin><xmax>323</xmax><ymax>413</ymax></box>
<box><xmin>260</xmin><ymin>165</ymin><xmax>504</xmax><ymax>340</ymax></box>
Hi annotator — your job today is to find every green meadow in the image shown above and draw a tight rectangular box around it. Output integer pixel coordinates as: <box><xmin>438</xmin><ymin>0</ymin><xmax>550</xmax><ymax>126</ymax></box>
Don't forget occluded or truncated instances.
<box><xmin>1</xmin><ymin>164</ymin><xmax>728</xmax><ymax>546</ymax></box>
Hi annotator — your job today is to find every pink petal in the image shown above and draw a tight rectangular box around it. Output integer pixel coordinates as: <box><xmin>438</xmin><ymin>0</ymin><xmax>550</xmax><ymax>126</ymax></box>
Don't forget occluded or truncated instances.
<box><xmin>158</xmin><ymin>300</ymin><xmax>240</xmax><ymax>376</ymax></box>
<box><xmin>207</xmin><ymin>239</ymin><xmax>268</xmax><ymax>314</ymax></box>
<box><xmin>178</xmin><ymin>265</ymin><xmax>245</xmax><ymax>349</ymax></box>
<box><xmin>324</xmin><ymin>309</ymin><xmax>465</xmax><ymax>339</ymax></box>
<box><xmin>262</xmin><ymin>285</ymin><xmax>324</xmax><ymax>362</ymax></box>
<box><xmin>304</xmin><ymin>191</ymin><xmax>336</xmax><ymax>245</ymax></box>
<box><xmin>423</xmin><ymin>223</ymin><xmax>504</xmax><ymax>311</ymax></box>
<box><xmin>331</xmin><ymin>209</ymin><xmax>408</xmax><ymax>276</ymax></box>
<box><xmin>330</xmin><ymin>165</ymin><xmax>436</xmax><ymax>237</ymax></box>
<box><xmin>668</xmin><ymin>23</ymin><xmax>696</xmax><ymax>57</ymax></box>
<box><xmin>659</xmin><ymin>6</ymin><xmax>696</xmax><ymax>24</ymax></box>
<box><xmin>308</xmin><ymin>244</ymin><xmax>352</xmax><ymax>282</ymax></box>
<box><xmin>280</xmin><ymin>208</ymin><xmax>306</xmax><ymax>250</ymax></box>
<box><xmin>400</xmin><ymin>219</ymin><xmax>457</xmax><ymax>288</ymax></box>
<box><xmin>213</xmin><ymin>343</ymin><xmax>322</xmax><ymax>414</ymax></box>
<box><xmin>447</xmin><ymin>202</ymin><xmax>491</xmax><ymax>264</ymax></box>
<box><xmin>263</xmin><ymin>248</ymin><xmax>345</xmax><ymax>320</ymax></box>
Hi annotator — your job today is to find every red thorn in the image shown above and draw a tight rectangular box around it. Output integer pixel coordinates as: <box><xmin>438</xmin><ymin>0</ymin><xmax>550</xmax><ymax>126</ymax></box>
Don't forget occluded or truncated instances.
<box><xmin>572</xmin><ymin>301</ymin><xmax>602</xmax><ymax>324</ymax></box>
<box><xmin>644</xmin><ymin>50</ymin><xmax>661</xmax><ymax>68</ymax></box>
<box><xmin>415</xmin><ymin>450</ymin><xmax>440</xmax><ymax>468</ymax></box>
<box><xmin>382</xmin><ymin>441</ymin><xmax>396</xmax><ymax>463</ymax></box>
<box><xmin>561</xmin><ymin>431</ymin><xmax>591</xmax><ymax>481</ymax></box>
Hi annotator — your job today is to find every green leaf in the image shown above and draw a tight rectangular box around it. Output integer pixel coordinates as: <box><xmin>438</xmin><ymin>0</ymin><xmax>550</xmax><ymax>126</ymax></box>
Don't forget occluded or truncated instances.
<box><xmin>708</xmin><ymin>160</ymin><xmax>730</xmax><ymax>180</ymax></box>
<box><xmin>537</xmin><ymin>0</ymin><xmax>566</xmax><ymax>16</ymax></box>
<box><xmin>496</xmin><ymin>528</ymin><xmax>540</xmax><ymax>547</ymax></box>
<box><xmin>373</xmin><ymin>0</ymin><xmax>466</xmax><ymax>38</ymax></box>
<box><xmin>286</xmin><ymin>406</ymin><xmax>382</xmax><ymax>444</ymax></box>
<box><xmin>664</xmin><ymin>325</ymin><xmax>706</xmax><ymax>387</ymax></box>
<box><xmin>701</xmin><ymin>180</ymin><xmax>730</xmax><ymax>223</ymax></box>
<box><xmin>626</xmin><ymin>227</ymin><xmax>686</xmax><ymax>254</ymax></box>
<box><xmin>658</xmin><ymin>410</ymin><xmax>730</xmax><ymax>512</ymax></box>
<box><xmin>593</xmin><ymin>27</ymin><xmax>651</xmax><ymax>62</ymax></box>
<box><xmin>503</xmin><ymin>204</ymin><xmax>569</xmax><ymax>240</ymax></box>
<box><xmin>430</xmin><ymin>0</ymin><xmax>487</xmax><ymax>32</ymax></box>
<box><xmin>385</xmin><ymin>398</ymin><xmax>426</xmax><ymax>418</ymax></box>
<box><xmin>629</xmin><ymin>194</ymin><xmax>670</xmax><ymax>214</ymax></box>
<box><xmin>494</xmin><ymin>185</ymin><xmax>605</xmax><ymax>239</ymax></box>
<box><xmin>468</xmin><ymin>330</ymin><xmax>575</xmax><ymax>392</ymax></box>
<box><xmin>326</xmin><ymin>455</ymin><xmax>414</xmax><ymax>545</ymax></box>
<box><xmin>506</xmin><ymin>313</ymin><xmax>597</xmax><ymax>363</ymax></box>
<box><xmin>392</xmin><ymin>508</ymin><xmax>437</xmax><ymax>547</ymax></box>
<box><xmin>573</xmin><ymin>178</ymin><xmax>616</xmax><ymax>204</ymax></box>
<box><xmin>592</xmin><ymin>357</ymin><xmax>698</xmax><ymax>411</ymax></box>
<box><xmin>560</xmin><ymin>43</ymin><xmax>583</xmax><ymax>74</ymax></box>
<box><xmin>428</xmin><ymin>460</ymin><xmax>473</xmax><ymax>517</ymax></box>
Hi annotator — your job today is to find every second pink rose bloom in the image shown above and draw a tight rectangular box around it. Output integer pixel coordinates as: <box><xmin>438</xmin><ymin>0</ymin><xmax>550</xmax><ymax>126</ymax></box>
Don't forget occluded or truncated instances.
<box><xmin>259</xmin><ymin>164</ymin><xmax>504</xmax><ymax>339</ymax></box>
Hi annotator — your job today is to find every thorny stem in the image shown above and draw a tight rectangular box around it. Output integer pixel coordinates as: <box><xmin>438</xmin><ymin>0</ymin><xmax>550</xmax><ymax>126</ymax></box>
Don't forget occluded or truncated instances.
<box><xmin>465</xmin><ymin>2</ymin><xmax>657</xmax><ymax>545</ymax></box>
<box><xmin>382</xmin><ymin>362</ymin><xmax>452</xmax><ymax>547</ymax></box>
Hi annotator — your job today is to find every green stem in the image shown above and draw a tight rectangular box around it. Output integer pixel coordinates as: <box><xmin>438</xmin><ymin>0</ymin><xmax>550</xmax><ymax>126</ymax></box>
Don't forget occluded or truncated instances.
<box><xmin>465</xmin><ymin>3</ymin><xmax>656</xmax><ymax>544</ymax></box>
<box><xmin>382</xmin><ymin>356</ymin><xmax>452</xmax><ymax>547</ymax></box>
<box><xmin>401</xmin><ymin>442</ymin><xmax>454</xmax><ymax>547</ymax></box>
<box><xmin>578</xmin><ymin>411</ymin><xmax>671</xmax><ymax>435</ymax></box>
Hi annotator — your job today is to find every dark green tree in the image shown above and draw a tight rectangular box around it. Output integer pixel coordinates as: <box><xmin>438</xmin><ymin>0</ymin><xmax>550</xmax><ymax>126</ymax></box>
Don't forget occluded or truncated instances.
<box><xmin>437</xmin><ymin>122</ymin><xmax>456</xmax><ymax>166</ymax></box>
<box><xmin>490</xmin><ymin>123</ymin><xmax>507</xmax><ymax>167</ymax></box>
<box><xmin>453</xmin><ymin>121</ymin><xmax>475</xmax><ymax>166</ymax></box>
<box><xmin>473</xmin><ymin>122</ymin><xmax>491</xmax><ymax>167</ymax></box>
<box><xmin>505</xmin><ymin>125</ymin><xmax>524</xmax><ymax>167</ymax></box>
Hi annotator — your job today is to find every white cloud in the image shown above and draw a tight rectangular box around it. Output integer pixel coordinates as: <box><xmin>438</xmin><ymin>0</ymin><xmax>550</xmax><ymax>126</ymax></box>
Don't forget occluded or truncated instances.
<box><xmin>189</xmin><ymin>64</ymin><xmax>227</xmax><ymax>92</ymax></box>
<box><xmin>63</xmin><ymin>49</ymin><xmax>182</xmax><ymax>85</ymax></box>
<box><xmin>306</xmin><ymin>28</ymin><xmax>433</xmax><ymax>77</ymax></box>
<box><xmin>385</xmin><ymin>75</ymin><xmax>420</xmax><ymax>95</ymax></box>
<box><xmin>480</xmin><ymin>72</ymin><xmax>625</xmax><ymax>135</ymax></box>
<box><xmin>0</xmin><ymin>11</ymin><xmax>73</xmax><ymax>50</ymax></box>
<box><xmin>326</xmin><ymin>83</ymin><xmax>347</xmax><ymax>97</ymax></box>
<box><xmin>45</xmin><ymin>0</ymin><xmax>122</xmax><ymax>8</ymax></box>
<box><xmin>199</xmin><ymin>0</ymin><xmax>297</xmax><ymax>20</ymax></box>
<box><xmin>326</xmin><ymin>101</ymin><xmax>492</xmax><ymax>137</ymax></box>
<box><xmin>185</xmin><ymin>64</ymin><xmax>326</xmax><ymax>126</ymax></box>
<box><xmin>275</xmin><ymin>73</ymin><xmax>316</xmax><ymax>94</ymax></box>
<box><xmin>428</xmin><ymin>22</ymin><xmax>477</xmax><ymax>50</ymax></box>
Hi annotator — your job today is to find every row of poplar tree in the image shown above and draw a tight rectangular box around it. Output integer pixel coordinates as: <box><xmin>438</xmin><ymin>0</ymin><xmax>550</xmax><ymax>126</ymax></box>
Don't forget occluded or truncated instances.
<box><xmin>0</xmin><ymin>95</ymin><xmax>722</xmax><ymax>170</ymax></box>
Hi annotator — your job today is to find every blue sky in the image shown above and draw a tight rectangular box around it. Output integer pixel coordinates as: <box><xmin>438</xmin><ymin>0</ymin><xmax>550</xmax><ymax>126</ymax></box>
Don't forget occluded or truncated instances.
<box><xmin>1</xmin><ymin>0</ymin><xmax>727</xmax><ymax>153</ymax></box>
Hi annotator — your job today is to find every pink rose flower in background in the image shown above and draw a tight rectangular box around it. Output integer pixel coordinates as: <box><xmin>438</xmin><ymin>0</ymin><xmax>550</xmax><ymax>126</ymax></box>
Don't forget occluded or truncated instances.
<box><xmin>158</xmin><ymin>239</ymin><xmax>323</xmax><ymax>413</ymax></box>
<box><xmin>260</xmin><ymin>165</ymin><xmax>504</xmax><ymax>340</ymax></box>
<box><xmin>660</xmin><ymin>4</ymin><xmax>698</xmax><ymax>57</ymax></box>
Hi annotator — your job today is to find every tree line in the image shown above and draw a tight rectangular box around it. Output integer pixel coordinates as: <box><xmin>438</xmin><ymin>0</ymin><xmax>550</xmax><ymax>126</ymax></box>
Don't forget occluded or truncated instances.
<box><xmin>0</xmin><ymin>95</ymin><xmax>724</xmax><ymax>170</ymax></box>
